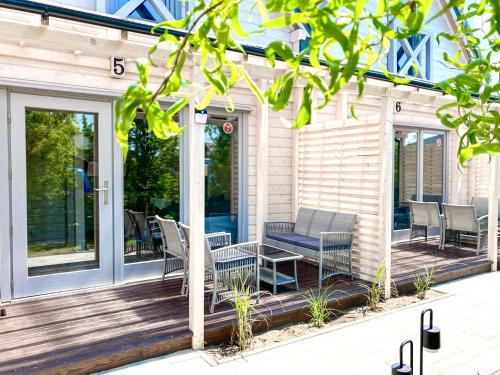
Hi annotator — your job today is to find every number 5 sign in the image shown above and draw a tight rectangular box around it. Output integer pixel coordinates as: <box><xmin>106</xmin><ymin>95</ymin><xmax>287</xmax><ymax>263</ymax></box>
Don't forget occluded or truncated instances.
<box><xmin>110</xmin><ymin>57</ymin><xmax>126</xmax><ymax>78</ymax></box>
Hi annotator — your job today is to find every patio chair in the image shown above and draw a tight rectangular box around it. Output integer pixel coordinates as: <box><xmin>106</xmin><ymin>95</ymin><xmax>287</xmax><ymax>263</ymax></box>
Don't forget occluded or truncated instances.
<box><xmin>264</xmin><ymin>208</ymin><xmax>356</xmax><ymax>288</ymax></box>
<box><xmin>178</xmin><ymin>223</ymin><xmax>231</xmax><ymax>290</ymax></box>
<box><xmin>178</xmin><ymin>223</ymin><xmax>259</xmax><ymax>313</ymax></box>
<box><xmin>124</xmin><ymin>209</ymin><xmax>136</xmax><ymax>255</ymax></box>
<box><xmin>408</xmin><ymin>201</ymin><xmax>443</xmax><ymax>244</ymax></box>
<box><xmin>441</xmin><ymin>204</ymin><xmax>488</xmax><ymax>255</ymax></box>
<box><xmin>471</xmin><ymin>196</ymin><xmax>500</xmax><ymax>220</ymax></box>
<box><xmin>155</xmin><ymin>216</ymin><xmax>188</xmax><ymax>296</ymax></box>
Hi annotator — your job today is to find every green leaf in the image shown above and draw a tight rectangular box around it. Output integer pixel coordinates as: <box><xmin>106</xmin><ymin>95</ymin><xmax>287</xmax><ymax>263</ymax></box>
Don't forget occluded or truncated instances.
<box><xmin>136</xmin><ymin>58</ymin><xmax>149</xmax><ymax>87</ymax></box>
<box><xmin>239</xmin><ymin>66</ymin><xmax>264</xmax><ymax>104</ymax></box>
<box><xmin>230</xmin><ymin>5</ymin><xmax>249</xmax><ymax>37</ymax></box>
<box><xmin>265</xmin><ymin>41</ymin><xmax>297</xmax><ymax>69</ymax></box>
<box><xmin>293</xmin><ymin>84</ymin><xmax>313</xmax><ymax>128</ymax></box>
<box><xmin>196</xmin><ymin>86</ymin><xmax>216</xmax><ymax>110</ymax></box>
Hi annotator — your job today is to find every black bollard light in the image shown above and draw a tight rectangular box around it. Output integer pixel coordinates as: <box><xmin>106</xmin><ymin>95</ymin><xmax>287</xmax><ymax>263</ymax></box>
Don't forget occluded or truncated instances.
<box><xmin>391</xmin><ymin>339</ymin><xmax>413</xmax><ymax>375</ymax></box>
<box><xmin>420</xmin><ymin>308</ymin><xmax>441</xmax><ymax>374</ymax></box>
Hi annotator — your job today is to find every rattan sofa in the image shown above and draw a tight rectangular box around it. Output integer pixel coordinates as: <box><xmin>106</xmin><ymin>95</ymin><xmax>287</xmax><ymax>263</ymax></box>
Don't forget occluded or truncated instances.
<box><xmin>264</xmin><ymin>208</ymin><xmax>356</xmax><ymax>288</ymax></box>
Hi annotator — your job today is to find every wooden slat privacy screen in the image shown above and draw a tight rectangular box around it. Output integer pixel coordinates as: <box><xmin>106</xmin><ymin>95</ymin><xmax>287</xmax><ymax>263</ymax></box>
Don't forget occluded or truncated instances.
<box><xmin>297</xmin><ymin>111</ymin><xmax>383</xmax><ymax>281</ymax></box>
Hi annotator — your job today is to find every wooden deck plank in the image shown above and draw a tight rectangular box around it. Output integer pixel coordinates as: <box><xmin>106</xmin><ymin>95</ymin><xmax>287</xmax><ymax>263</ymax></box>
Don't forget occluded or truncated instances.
<box><xmin>0</xmin><ymin>246</ymin><xmax>494</xmax><ymax>375</ymax></box>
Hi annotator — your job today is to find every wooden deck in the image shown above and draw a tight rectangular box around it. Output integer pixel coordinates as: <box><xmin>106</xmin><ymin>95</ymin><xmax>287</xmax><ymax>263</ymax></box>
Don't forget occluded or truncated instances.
<box><xmin>0</xmin><ymin>242</ymin><xmax>496</xmax><ymax>374</ymax></box>
<box><xmin>0</xmin><ymin>262</ymin><xmax>366</xmax><ymax>375</ymax></box>
<box><xmin>391</xmin><ymin>237</ymin><xmax>495</xmax><ymax>292</ymax></box>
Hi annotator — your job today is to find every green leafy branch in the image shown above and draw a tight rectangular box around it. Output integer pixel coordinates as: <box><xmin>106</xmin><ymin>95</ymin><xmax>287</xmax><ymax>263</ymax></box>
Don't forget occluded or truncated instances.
<box><xmin>115</xmin><ymin>0</ymin><xmax>500</xmax><ymax>164</ymax></box>
<box><xmin>435</xmin><ymin>0</ymin><xmax>499</xmax><ymax>164</ymax></box>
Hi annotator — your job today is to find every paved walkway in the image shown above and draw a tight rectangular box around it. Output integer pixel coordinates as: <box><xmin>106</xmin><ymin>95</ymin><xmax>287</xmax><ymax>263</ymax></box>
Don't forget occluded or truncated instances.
<box><xmin>104</xmin><ymin>272</ymin><xmax>500</xmax><ymax>375</ymax></box>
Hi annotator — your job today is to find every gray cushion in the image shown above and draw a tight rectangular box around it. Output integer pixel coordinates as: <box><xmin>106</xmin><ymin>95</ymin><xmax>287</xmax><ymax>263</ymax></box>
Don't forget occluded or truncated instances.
<box><xmin>214</xmin><ymin>254</ymin><xmax>255</xmax><ymax>271</ymax></box>
<box><xmin>267</xmin><ymin>232</ymin><xmax>320</xmax><ymax>251</ymax></box>
<box><xmin>267</xmin><ymin>232</ymin><xmax>309</xmax><ymax>246</ymax></box>
<box><xmin>294</xmin><ymin>236</ymin><xmax>320</xmax><ymax>250</ymax></box>
<box><xmin>294</xmin><ymin>208</ymin><xmax>356</xmax><ymax>238</ymax></box>
<box><xmin>294</xmin><ymin>208</ymin><xmax>315</xmax><ymax>236</ymax></box>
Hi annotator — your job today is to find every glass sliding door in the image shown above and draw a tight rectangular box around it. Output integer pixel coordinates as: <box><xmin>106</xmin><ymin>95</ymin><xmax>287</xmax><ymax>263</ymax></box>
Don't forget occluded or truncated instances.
<box><xmin>392</xmin><ymin>127</ymin><xmax>446</xmax><ymax>241</ymax></box>
<box><xmin>393</xmin><ymin>130</ymin><xmax>418</xmax><ymax>231</ymax></box>
<box><xmin>422</xmin><ymin>132</ymin><xmax>445</xmax><ymax>205</ymax></box>
<box><xmin>11</xmin><ymin>94</ymin><xmax>113</xmax><ymax>298</ymax></box>
<box><xmin>205</xmin><ymin>115</ymin><xmax>239</xmax><ymax>243</ymax></box>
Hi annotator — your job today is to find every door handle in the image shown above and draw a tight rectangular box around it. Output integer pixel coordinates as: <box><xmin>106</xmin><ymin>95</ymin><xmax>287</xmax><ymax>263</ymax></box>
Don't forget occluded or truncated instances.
<box><xmin>95</xmin><ymin>180</ymin><xmax>109</xmax><ymax>205</ymax></box>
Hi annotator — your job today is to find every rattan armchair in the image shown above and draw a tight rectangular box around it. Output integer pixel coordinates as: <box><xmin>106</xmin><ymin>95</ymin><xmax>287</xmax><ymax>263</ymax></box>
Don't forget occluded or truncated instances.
<box><xmin>155</xmin><ymin>216</ymin><xmax>188</xmax><ymax>296</ymax></box>
<box><xmin>409</xmin><ymin>201</ymin><xmax>443</xmax><ymax>244</ymax></box>
<box><xmin>441</xmin><ymin>204</ymin><xmax>488</xmax><ymax>255</ymax></box>
<box><xmin>179</xmin><ymin>223</ymin><xmax>259</xmax><ymax>313</ymax></box>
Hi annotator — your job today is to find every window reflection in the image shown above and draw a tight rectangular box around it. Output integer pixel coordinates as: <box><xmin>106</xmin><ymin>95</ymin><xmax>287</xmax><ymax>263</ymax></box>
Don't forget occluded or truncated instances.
<box><xmin>393</xmin><ymin>130</ymin><xmax>418</xmax><ymax>231</ymax></box>
<box><xmin>123</xmin><ymin>117</ymin><xmax>180</xmax><ymax>264</ymax></box>
<box><xmin>205</xmin><ymin>116</ymin><xmax>239</xmax><ymax>243</ymax></box>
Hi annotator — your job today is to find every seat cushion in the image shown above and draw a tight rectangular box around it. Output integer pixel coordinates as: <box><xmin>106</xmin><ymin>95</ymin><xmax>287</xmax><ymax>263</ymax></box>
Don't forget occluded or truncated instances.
<box><xmin>214</xmin><ymin>253</ymin><xmax>255</xmax><ymax>271</ymax></box>
<box><xmin>294</xmin><ymin>236</ymin><xmax>320</xmax><ymax>250</ymax></box>
<box><xmin>267</xmin><ymin>232</ymin><xmax>320</xmax><ymax>251</ymax></box>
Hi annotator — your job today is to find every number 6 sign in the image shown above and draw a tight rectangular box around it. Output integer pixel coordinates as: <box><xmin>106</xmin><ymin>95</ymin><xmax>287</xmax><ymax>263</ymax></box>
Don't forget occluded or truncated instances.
<box><xmin>110</xmin><ymin>57</ymin><xmax>126</xmax><ymax>78</ymax></box>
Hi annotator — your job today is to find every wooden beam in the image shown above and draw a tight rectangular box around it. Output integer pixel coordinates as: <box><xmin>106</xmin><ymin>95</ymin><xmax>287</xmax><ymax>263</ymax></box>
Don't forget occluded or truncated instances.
<box><xmin>379</xmin><ymin>94</ymin><xmax>394</xmax><ymax>299</ymax></box>
<box><xmin>487</xmin><ymin>155</ymin><xmax>498</xmax><ymax>272</ymax></box>
<box><xmin>114</xmin><ymin>0</ymin><xmax>145</xmax><ymax>18</ymax></box>
<box><xmin>255</xmin><ymin>79</ymin><xmax>269</xmax><ymax>242</ymax></box>
<box><xmin>291</xmin><ymin>87</ymin><xmax>303</xmax><ymax>219</ymax></box>
<box><xmin>188</xmin><ymin>66</ymin><xmax>205</xmax><ymax>349</ymax></box>
<box><xmin>148</xmin><ymin>0</ymin><xmax>176</xmax><ymax>21</ymax></box>
<box><xmin>450</xmin><ymin>132</ymin><xmax>460</xmax><ymax>204</ymax></box>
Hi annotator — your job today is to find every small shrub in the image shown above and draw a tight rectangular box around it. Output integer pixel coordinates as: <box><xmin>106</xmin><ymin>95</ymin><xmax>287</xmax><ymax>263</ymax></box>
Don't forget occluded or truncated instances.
<box><xmin>414</xmin><ymin>266</ymin><xmax>434</xmax><ymax>299</ymax></box>
<box><xmin>230</xmin><ymin>276</ymin><xmax>269</xmax><ymax>352</ymax></box>
<box><xmin>304</xmin><ymin>288</ymin><xmax>333</xmax><ymax>328</ymax></box>
<box><xmin>363</xmin><ymin>264</ymin><xmax>385</xmax><ymax>311</ymax></box>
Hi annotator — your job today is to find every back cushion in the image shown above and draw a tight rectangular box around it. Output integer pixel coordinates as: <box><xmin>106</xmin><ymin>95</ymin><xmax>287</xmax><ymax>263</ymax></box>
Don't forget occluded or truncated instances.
<box><xmin>294</xmin><ymin>208</ymin><xmax>356</xmax><ymax>238</ymax></box>
<box><xmin>328</xmin><ymin>212</ymin><xmax>356</xmax><ymax>233</ymax></box>
<box><xmin>294</xmin><ymin>208</ymin><xmax>315</xmax><ymax>236</ymax></box>
<box><xmin>308</xmin><ymin>210</ymin><xmax>336</xmax><ymax>238</ymax></box>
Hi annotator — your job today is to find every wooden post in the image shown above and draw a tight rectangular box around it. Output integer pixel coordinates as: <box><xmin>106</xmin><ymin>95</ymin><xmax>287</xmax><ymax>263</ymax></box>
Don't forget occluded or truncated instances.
<box><xmin>487</xmin><ymin>155</ymin><xmax>498</xmax><ymax>272</ymax></box>
<box><xmin>449</xmin><ymin>132</ymin><xmax>461</xmax><ymax>204</ymax></box>
<box><xmin>188</xmin><ymin>66</ymin><xmax>205</xmax><ymax>349</ymax></box>
<box><xmin>291</xmin><ymin>87</ymin><xmax>302</xmax><ymax>220</ymax></box>
<box><xmin>379</xmin><ymin>93</ymin><xmax>394</xmax><ymax>299</ymax></box>
<box><xmin>255</xmin><ymin>79</ymin><xmax>269</xmax><ymax>242</ymax></box>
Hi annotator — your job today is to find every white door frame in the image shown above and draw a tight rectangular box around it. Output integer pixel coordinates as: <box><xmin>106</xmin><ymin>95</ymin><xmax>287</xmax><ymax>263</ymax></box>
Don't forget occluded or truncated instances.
<box><xmin>10</xmin><ymin>93</ymin><xmax>114</xmax><ymax>298</ymax></box>
<box><xmin>0</xmin><ymin>88</ymin><xmax>11</xmax><ymax>302</ymax></box>
<box><xmin>115</xmin><ymin>106</ymin><xmax>249</xmax><ymax>283</ymax></box>
<box><xmin>114</xmin><ymin>107</ymin><xmax>189</xmax><ymax>283</ymax></box>
<box><xmin>182</xmin><ymin>108</ymin><xmax>248</xmax><ymax>242</ymax></box>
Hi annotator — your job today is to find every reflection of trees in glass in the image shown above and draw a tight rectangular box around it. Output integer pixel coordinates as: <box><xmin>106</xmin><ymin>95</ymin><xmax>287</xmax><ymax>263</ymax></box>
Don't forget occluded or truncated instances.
<box><xmin>26</xmin><ymin>111</ymin><xmax>95</xmax><ymax>254</ymax></box>
<box><xmin>205</xmin><ymin>125</ymin><xmax>231</xmax><ymax>215</ymax></box>
<box><xmin>125</xmin><ymin>119</ymin><xmax>179</xmax><ymax>220</ymax></box>
<box><xmin>26</xmin><ymin>111</ymin><xmax>78</xmax><ymax>201</ymax></box>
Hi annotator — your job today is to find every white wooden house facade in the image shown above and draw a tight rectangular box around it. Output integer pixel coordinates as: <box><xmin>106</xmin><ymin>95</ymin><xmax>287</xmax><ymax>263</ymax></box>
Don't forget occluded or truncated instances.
<box><xmin>0</xmin><ymin>0</ymin><xmax>497</xmax><ymax>349</ymax></box>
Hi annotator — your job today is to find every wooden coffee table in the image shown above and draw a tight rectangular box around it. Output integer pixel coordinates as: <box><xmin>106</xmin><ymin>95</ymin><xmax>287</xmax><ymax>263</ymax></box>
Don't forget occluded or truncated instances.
<box><xmin>259</xmin><ymin>244</ymin><xmax>303</xmax><ymax>294</ymax></box>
